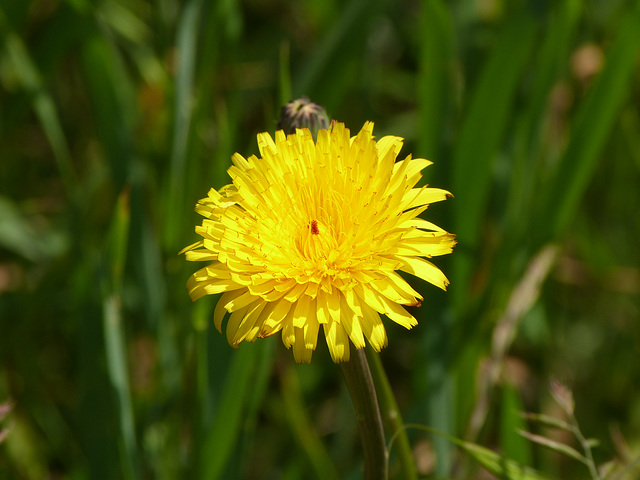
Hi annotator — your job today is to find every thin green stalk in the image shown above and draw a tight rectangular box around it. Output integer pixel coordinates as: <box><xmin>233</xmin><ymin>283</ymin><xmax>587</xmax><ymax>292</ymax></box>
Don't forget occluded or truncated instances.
<box><xmin>366</xmin><ymin>347</ymin><xmax>418</xmax><ymax>480</ymax></box>
<box><xmin>340</xmin><ymin>348</ymin><xmax>388</xmax><ymax>480</ymax></box>
<box><xmin>569</xmin><ymin>413</ymin><xmax>602</xmax><ymax>480</ymax></box>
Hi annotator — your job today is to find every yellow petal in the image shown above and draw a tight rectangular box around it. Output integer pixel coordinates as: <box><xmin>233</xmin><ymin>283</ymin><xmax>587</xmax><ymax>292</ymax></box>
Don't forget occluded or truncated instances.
<box><xmin>359</xmin><ymin>302</ymin><xmax>388</xmax><ymax>352</ymax></box>
<box><xmin>214</xmin><ymin>290</ymin><xmax>244</xmax><ymax>331</ymax></box>
<box><xmin>403</xmin><ymin>187</ymin><xmax>452</xmax><ymax>209</ymax></box>
<box><xmin>340</xmin><ymin>291</ymin><xmax>365</xmax><ymax>349</ymax></box>
<box><xmin>260</xmin><ymin>297</ymin><xmax>293</xmax><ymax>336</ymax></box>
<box><xmin>281</xmin><ymin>308</ymin><xmax>296</xmax><ymax>348</ymax></box>
<box><xmin>304</xmin><ymin>298</ymin><xmax>320</xmax><ymax>350</ymax></box>
<box><xmin>293</xmin><ymin>294</ymin><xmax>312</xmax><ymax>328</ymax></box>
<box><xmin>399</xmin><ymin>256</ymin><xmax>451</xmax><ymax>291</ymax></box>
<box><xmin>293</xmin><ymin>327</ymin><xmax>313</xmax><ymax>364</ymax></box>
<box><xmin>230</xmin><ymin>300</ymin><xmax>266</xmax><ymax>346</ymax></box>
<box><xmin>323</xmin><ymin>317</ymin><xmax>350</xmax><ymax>363</ymax></box>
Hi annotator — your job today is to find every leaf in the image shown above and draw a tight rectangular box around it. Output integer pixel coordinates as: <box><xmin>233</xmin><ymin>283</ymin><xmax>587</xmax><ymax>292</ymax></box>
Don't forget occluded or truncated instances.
<box><xmin>407</xmin><ymin>424</ymin><xmax>550</xmax><ymax>480</ymax></box>
<box><xmin>517</xmin><ymin>430</ymin><xmax>586</xmax><ymax>464</ymax></box>
<box><xmin>520</xmin><ymin>412</ymin><xmax>573</xmax><ymax>432</ymax></box>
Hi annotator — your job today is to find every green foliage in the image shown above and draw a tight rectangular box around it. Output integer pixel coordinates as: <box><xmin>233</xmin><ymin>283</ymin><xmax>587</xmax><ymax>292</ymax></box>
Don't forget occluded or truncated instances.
<box><xmin>1</xmin><ymin>0</ymin><xmax>640</xmax><ymax>479</ymax></box>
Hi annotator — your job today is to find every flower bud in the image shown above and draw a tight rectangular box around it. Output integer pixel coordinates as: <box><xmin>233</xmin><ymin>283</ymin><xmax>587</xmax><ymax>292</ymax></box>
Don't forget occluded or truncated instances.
<box><xmin>277</xmin><ymin>97</ymin><xmax>330</xmax><ymax>140</ymax></box>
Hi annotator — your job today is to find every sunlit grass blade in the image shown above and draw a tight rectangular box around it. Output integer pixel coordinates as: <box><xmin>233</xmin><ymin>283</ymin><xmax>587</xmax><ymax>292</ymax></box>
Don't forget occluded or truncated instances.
<box><xmin>506</xmin><ymin>0</ymin><xmax>582</xmax><ymax>234</ymax></box>
<box><xmin>538</xmin><ymin>4</ymin><xmax>640</xmax><ymax>241</ymax></box>
<box><xmin>451</xmin><ymin>11</ymin><xmax>538</xmax><ymax>307</ymax></box>
<box><xmin>444</xmin><ymin>11</ymin><xmax>537</xmax><ymax>475</ymax></box>
<box><xmin>500</xmin><ymin>385</ymin><xmax>532</xmax><ymax>467</ymax></box>
<box><xmin>522</xmin><ymin>0</ymin><xmax>582</xmax><ymax>144</ymax></box>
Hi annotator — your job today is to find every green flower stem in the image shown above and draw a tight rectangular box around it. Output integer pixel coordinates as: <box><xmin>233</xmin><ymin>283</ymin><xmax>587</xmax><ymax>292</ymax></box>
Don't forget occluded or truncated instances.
<box><xmin>340</xmin><ymin>348</ymin><xmax>388</xmax><ymax>480</ymax></box>
<box><xmin>365</xmin><ymin>347</ymin><xmax>418</xmax><ymax>480</ymax></box>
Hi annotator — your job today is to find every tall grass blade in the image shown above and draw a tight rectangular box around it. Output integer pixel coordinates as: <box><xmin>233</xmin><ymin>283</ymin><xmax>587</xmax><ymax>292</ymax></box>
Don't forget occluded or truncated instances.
<box><xmin>451</xmin><ymin>12</ymin><xmax>537</xmax><ymax>305</ymax></box>
<box><xmin>80</xmin><ymin>34</ymin><xmax>136</xmax><ymax>190</ymax></box>
<box><xmin>295</xmin><ymin>0</ymin><xmax>385</xmax><ymax>107</ymax></box>
<box><xmin>102</xmin><ymin>188</ymin><xmax>138</xmax><ymax>479</ymax></box>
<box><xmin>103</xmin><ymin>294</ymin><xmax>139</xmax><ymax>480</ymax></box>
<box><xmin>506</xmin><ymin>0</ymin><xmax>582</xmax><ymax>235</ymax></box>
<box><xmin>0</xmin><ymin>10</ymin><xmax>76</xmax><ymax>195</ymax></box>
<box><xmin>539</xmin><ymin>4</ymin><xmax>640</xmax><ymax>241</ymax></box>
<box><xmin>198</xmin><ymin>346</ymin><xmax>255</xmax><ymax>479</ymax></box>
<box><xmin>280</xmin><ymin>365</ymin><xmax>340</xmax><ymax>480</ymax></box>
<box><xmin>417</xmin><ymin>0</ymin><xmax>454</xmax><ymax>160</ymax></box>
<box><xmin>165</xmin><ymin>0</ymin><xmax>204</xmax><ymax>250</ymax></box>
<box><xmin>500</xmin><ymin>385</ymin><xmax>532</xmax><ymax>467</ymax></box>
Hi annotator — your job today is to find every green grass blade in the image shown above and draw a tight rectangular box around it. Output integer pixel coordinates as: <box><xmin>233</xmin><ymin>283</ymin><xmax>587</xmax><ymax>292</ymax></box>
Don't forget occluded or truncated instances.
<box><xmin>295</xmin><ymin>0</ymin><xmax>386</xmax><ymax>109</ymax></box>
<box><xmin>103</xmin><ymin>294</ymin><xmax>139</xmax><ymax>480</ymax></box>
<box><xmin>406</xmin><ymin>424</ymin><xmax>550</xmax><ymax>480</ymax></box>
<box><xmin>517</xmin><ymin>430</ymin><xmax>587</xmax><ymax>465</ymax></box>
<box><xmin>0</xmin><ymin>9</ymin><xmax>77</xmax><ymax>195</ymax></box>
<box><xmin>539</xmin><ymin>4</ymin><xmax>640</xmax><ymax>240</ymax></box>
<box><xmin>451</xmin><ymin>12</ymin><xmax>538</xmax><ymax>305</ymax></box>
<box><xmin>417</xmin><ymin>0</ymin><xmax>454</xmax><ymax>160</ymax></box>
<box><xmin>0</xmin><ymin>196</ymin><xmax>66</xmax><ymax>261</ymax></box>
<box><xmin>414</xmin><ymin>6</ymin><xmax>456</xmax><ymax>471</ymax></box>
<box><xmin>102</xmin><ymin>188</ymin><xmax>138</xmax><ymax>479</ymax></box>
<box><xmin>280</xmin><ymin>365</ymin><xmax>340</xmax><ymax>480</ymax></box>
<box><xmin>198</xmin><ymin>346</ymin><xmax>255</xmax><ymax>479</ymax></box>
<box><xmin>500</xmin><ymin>385</ymin><xmax>532</xmax><ymax>467</ymax></box>
<box><xmin>524</xmin><ymin>0</ymin><xmax>581</xmax><ymax>143</ymax></box>
<box><xmin>506</xmin><ymin>0</ymin><xmax>582</xmax><ymax>234</ymax></box>
<box><xmin>367</xmin><ymin>347</ymin><xmax>418</xmax><ymax>480</ymax></box>
<box><xmin>164</xmin><ymin>0</ymin><xmax>204</xmax><ymax>250</ymax></box>
<box><xmin>80</xmin><ymin>33</ymin><xmax>136</xmax><ymax>190</ymax></box>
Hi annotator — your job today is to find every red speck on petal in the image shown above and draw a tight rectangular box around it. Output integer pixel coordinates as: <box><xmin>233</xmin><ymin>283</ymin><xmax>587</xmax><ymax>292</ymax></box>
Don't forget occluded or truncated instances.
<box><xmin>310</xmin><ymin>220</ymin><xmax>319</xmax><ymax>235</ymax></box>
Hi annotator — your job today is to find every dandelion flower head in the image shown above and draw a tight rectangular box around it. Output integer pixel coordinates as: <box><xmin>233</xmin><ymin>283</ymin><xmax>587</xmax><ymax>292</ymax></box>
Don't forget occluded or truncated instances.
<box><xmin>181</xmin><ymin>122</ymin><xmax>456</xmax><ymax>363</ymax></box>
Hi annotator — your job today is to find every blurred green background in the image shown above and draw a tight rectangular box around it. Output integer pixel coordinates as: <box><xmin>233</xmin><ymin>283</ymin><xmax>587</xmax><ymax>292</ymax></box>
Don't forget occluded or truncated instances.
<box><xmin>1</xmin><ymin>0</ymin><xmax>639</xmax><ymax>478</ymax></box>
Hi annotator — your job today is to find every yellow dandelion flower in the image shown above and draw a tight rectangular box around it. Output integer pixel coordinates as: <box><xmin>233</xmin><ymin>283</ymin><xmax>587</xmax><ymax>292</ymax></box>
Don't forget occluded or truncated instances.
<box><xmin>181</xmin><ymin>121</ymin><xmax>455</xmax><ymax>363</ymax></box>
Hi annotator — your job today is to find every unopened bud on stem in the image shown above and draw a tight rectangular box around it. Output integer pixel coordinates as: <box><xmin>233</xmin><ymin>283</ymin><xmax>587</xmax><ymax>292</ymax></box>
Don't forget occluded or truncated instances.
<box><xmin>278</xmin><ymin>97</ymin><xmax>330</xmax><ymax>140</ymax></box>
